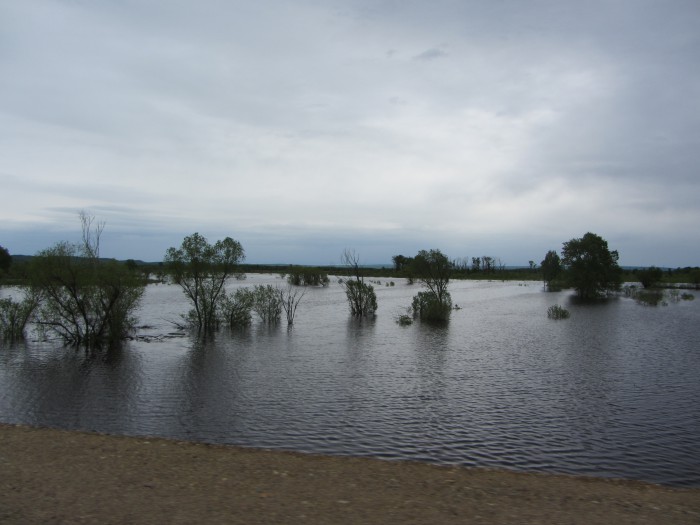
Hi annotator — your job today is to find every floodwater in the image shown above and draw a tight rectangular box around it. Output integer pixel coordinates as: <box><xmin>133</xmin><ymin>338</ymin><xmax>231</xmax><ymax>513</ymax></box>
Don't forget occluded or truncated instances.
<box><xmin>1</xmin><ymin>275</ymin><xmax>699</xmax><ymax>486</ymax></box>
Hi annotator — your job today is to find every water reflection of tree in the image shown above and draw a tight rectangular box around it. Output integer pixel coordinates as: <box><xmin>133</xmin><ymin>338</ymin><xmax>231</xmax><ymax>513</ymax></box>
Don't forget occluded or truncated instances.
<box><xmin>167</xmin><ymin>329</ymin><xmax>254</xmax><ymax>441</ymax></box>
<box><xmin>0</xmin><ymin>343</ymin><xmax>143</xmax><ymax>433</ymax></box>
<box><xmin>412</xmin><ymin>324</ymin><xmax>450</xmax><ymax>402</ymax></box>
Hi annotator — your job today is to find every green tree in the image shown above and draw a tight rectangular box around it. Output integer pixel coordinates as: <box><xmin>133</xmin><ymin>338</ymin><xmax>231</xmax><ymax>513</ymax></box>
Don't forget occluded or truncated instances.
<box><xmin>638</xmin><ymin>266</ymin><xmax>663</xmax><ymax>289</ymax></box>
<box><xmin>540</xmin><ymin>250</ymin><xmax>562</xmax><ymax>290</ymax></box>
<box><xmin>31</xmin><ymin>213</ymin><xmax>145</xmax><ymax>347</ymax></box>
<box><xmin>286</xmin><ymin>267</ymin><xmax>329</xmax><ymax>286</ymax></box>
<box><xmin>561</xmin><ymin>232</ymin><xmax>622</xmax><ymax>299</ymax></box>
<box><xmin>0</xmin><ymin>289</ymin><xmax>40</xmax><ymax>341</ymax></box>
<box><xmin>340</xmin><ymin>249</ymin><xmax>377</xmax><ymax>317</ymax></box>
<box><xmin>0</xmin><ymin>244</ymin><xmax>11</xmax><ymax>276</ymax></box>
<box><xmin>411</xmin><ymin>249</ymin><xmax>452</xmax><ymax>322</ymax></box>
<box><xmin>165</xmin><ymin>233</ymin><xmax>245</xmax><ymax>331</ymax></box>
<box><xmin>392</xmin><ymin>255</ymin><xmax>409</xmax><ymax>272</ymax></box>
<box><xmin>219</xmin><ymin>288</ymin><xmax>254</xmax><ymax>327</ymax></box>
<box><xmin>471</xmin><ymin>257</ymin><xmax>481</xmax><ymax>272</ymax></box>
<box><xmin>251</xmin><ymin>284</ymin><xmax>282</xmax><ymax>324</ymax></box>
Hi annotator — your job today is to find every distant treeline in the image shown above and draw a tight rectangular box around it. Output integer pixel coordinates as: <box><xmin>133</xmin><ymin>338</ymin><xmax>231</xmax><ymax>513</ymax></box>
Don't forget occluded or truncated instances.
<box><xmin>2</xmin><ymin>254</ymin><xmax>699</xmax><ymax>288</ymax></box>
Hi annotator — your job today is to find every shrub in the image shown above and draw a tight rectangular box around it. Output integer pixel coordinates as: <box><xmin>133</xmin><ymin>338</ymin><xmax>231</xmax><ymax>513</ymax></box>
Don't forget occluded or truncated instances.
<box><xmin>547</xmin><ymin>304</ymin><xmax>570</xmax><ymax>320</ymax></box>
<box><xmin>340</xmin><ymin>249</ymin><xmax>378</xmax><ymax>317</ymax></box>
<box><xmin>412</xmin><ymin>290</ymin><xmax>452</xmax><ymax>323</ymax></box>
<box><xmin>219</xmin><ymin>288</ymin><xmax>254</xmax><ymax>327</ymax></box>
<box><xmin>252</xmin><ymin>284</ymin><xmax>282</xmax><ymax>324</ymax></box>
<box><xmin>32</xmin><ymin>243</ymin><xmax>144</xmax><ymax>347</ymax></box>
<box><xmin>286</xmin><ymin>268</ymin><xmax>329</xmax><ymax>287</ymax></box>
<box><xmin>634</xmin><ymin>290</ymin><xmax>665</xmax><ymax>306</ymax></box>
<box><xmin>638</xmin><ymin>266</ymin><xmax>663</xmax><ymax>289</ymax></box>
<box><xmin>344</xmin><ymin>279</ymin><xmax>377</xmax><ymax>317</ymax></box>
<box><xmin>0</xmin><ymin>289</ymin><xmax>40</xmax><ymax>341</ymax></box>
<box><xmin>396</xmin><ymin>313</ymin><xmax>413</xmax><ymax>326</ymax></box>
<box><xmin>278</xmin><ymin>285</ymin><xmax>305</xmax><ymax>325</ymax></box>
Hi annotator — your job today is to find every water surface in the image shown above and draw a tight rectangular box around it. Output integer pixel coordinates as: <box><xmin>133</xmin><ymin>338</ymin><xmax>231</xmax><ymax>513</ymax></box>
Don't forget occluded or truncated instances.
<box><xmin>1</xmin><ymin>276</ymin><xmax>698</xmax><ymax>486</ymax></box>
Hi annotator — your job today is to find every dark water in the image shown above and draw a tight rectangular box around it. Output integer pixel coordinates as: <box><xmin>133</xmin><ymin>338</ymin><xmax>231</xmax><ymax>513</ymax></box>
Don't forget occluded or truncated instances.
<box><xmin>2</xmin><ymin>276</ymin><xmax>699</xmax><ymax>486</ymax></box>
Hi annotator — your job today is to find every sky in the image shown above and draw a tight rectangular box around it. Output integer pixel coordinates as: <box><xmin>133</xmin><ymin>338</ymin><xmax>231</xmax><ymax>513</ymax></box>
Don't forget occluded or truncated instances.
<box><xmin>1</xmin><ymin>0</ymin><xmax>699</xmax><ymax>267</ymax></box>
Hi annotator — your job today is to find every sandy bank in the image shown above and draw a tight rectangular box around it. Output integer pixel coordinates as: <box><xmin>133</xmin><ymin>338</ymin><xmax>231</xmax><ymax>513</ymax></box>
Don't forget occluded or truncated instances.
<box><xmin>1</xmin><ymin>423</ymin><xmax>698</xmax><ymax>524</ymax></box>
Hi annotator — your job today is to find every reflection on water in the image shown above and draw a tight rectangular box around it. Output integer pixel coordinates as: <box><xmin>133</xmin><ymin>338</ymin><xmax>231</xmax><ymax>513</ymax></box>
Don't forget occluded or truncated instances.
<box><xmin>1</xmin><ymin>276</ymin><xmax>699</xmax><ymax>486</ymax></box>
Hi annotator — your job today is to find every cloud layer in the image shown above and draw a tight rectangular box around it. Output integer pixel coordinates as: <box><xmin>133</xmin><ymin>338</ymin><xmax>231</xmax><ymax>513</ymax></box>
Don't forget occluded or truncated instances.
<box><xmin>2</xmin><ymin>0</ymin><xmax>699</xmax><ymax>266</ymax></box>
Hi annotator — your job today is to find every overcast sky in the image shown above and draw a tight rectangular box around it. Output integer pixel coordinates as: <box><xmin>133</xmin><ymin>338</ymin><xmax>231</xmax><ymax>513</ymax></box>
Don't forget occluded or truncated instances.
<box><xmin>1</xmin><ymin>0</ymin><xmax>699</xmax><ymax>266</ymax></box>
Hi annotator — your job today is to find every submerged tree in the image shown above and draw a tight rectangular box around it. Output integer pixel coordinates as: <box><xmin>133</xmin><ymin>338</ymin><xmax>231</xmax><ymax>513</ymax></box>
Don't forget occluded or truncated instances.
<box><xmin>0</xmin><ymin>244</ymin><xmax>11</xmax><ymax>277</ymax></box>
<box><xmin>286</xmin><ymin>267</ymin><xmax>329</xmax><ymax>287</ymax></box>
<box><xmin>218</xmin><ymin>288</ymin><xmax>255</xmax><ymax>327</ymax></box>
<box><xmin>278</xmin><ymin>285</ymin><xmax>305</xmax><ymax>325</ymax></box>
<box><xmin>340</xmin><ymin>249</ymin><xmax>377</xmax><ymax>317</ymax></box>
<box><xmin>638</xmin><ymin>266</ymin><xmax>663</xmax><ymax>289</ymax></box>
<box><xmin>541</xmin><ymin>250</ymin><xmax>562</xmax><ymax>291</ymax></box>
<box><xmin>0</xmin><ymin>289</ymin><xmax>40</xmax><ymax>341</ymax></box>
<box><xmin>251</xmin><ymin>284</ymin><xmax>282</xmax><ymax>324</ymax></box>
<box><xmin>31</xmin><ymin>212</ymin><xmax>145</xmax><ymax>348</ymax></box>
<box><xmin>410</xmin><ymin>249</ymin><xmax>452</xmax><ymax>322</ymax></box>
<box><xmin>165</xmin><ymin>233</ymin><xmax>245</xmax><ymax>332</ymax></box>
<box><xmin>561</xmin><ymin>232</ymin><xmax>622</xmax><ymax>299</ymax></box>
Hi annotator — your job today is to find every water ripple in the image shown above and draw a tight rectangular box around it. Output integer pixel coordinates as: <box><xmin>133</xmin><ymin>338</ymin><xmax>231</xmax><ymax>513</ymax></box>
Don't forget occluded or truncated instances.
<box><xmin>1</xmin><ymin>279</ymin><xmax>699</xmax><ymax>486</ymax></box>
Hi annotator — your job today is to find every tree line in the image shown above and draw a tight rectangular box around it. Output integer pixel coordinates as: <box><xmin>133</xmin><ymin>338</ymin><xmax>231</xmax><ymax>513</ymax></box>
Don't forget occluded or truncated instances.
<box><xmin>2</xmin><ymin>220</ymin><xmax>699</xmax><ymax>347</ymax></box>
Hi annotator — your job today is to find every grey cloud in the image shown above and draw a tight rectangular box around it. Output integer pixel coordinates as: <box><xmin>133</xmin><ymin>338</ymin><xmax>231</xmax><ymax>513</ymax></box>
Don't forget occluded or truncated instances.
<box><xmin>1</xmin><ymin>0</ymin><xmax>699</xmax><ymax>266</ymax></box>
<box><xmin>413</xmin><ymin>48</ymin><xmax>448</xmax><ymax>61</ymax></box>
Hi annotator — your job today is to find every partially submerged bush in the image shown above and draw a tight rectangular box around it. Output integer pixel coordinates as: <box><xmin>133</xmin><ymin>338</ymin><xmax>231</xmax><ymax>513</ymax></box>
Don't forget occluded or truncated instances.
<box><xmin>623</xmin><ymin>286</ymin><xmax>693</xmax><ymax>306</ymax></box>
<box><xmin>286</xmin><ymin>268</ymin><xmax>329</xmax><ymax>287</ymax></box>
<box><xmin>412</xmin><ymin>290</ymin><xmax>452</xmax><ymax>323</ymax></box>
<box><xmin>638</xmin><ymin>266</ymin><xmax>664</xmax><ymax>289</ymax></box>
<box><xmin>0</xmin><ymin>289</ymin><xmax>40</xmax><ymax>341</ymax></box>
<box><xmin>32</xmin><ymin>242</ymin><xmax>145</xmax><ymax>347</ymax></box>
<box><xmin>219</xmin><ymin>288</ymin><xmax>255</xmax><ymax>327</ymax></box>
<box><xmin>279</xmin><ymin>285</ymin><xmax>305</xmax><ymax>325</ymax></box>
<box><xmin>344</xmin><ymin>279</ymin><xmax>377</xmax><ymax>317</ymax></box>
<box><xmin>252</xmin><ymin>284</ymin><xmax>282</xmax><ymax>324</ymax></box>
<box><xmin>340</xmin><ymin>249</ymin><xmax>378</xmax><ymax>317</ymax></box>
<box><xmin>395</xmin><ymin>307</ymin><xmax>413</xmax><ymax>326</ymax></box>
<box><xmin>634</xmin><ymin>289</ymin><xmax>665</xmax><ymax>306</ymax></box>
<box><xmin>547</xmin><ymin>304</ymin><xmax>570</xmax><ymax>320</ymax></box>
<box><xmin>219</xmin><ymin>285</ymin><xmax>305</xmax><ymax>327</ymax></box>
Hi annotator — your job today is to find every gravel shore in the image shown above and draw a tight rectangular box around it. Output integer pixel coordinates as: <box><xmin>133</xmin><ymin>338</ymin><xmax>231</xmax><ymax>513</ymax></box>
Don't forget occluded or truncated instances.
<box><xmin>1</xmin><ymin>423</ymin><xmax>698</xmax><ymax>524</ymax></box>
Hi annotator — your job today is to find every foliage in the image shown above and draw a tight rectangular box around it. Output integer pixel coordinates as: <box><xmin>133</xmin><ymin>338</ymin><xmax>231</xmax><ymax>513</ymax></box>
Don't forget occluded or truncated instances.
<box><xmin>624</xmin><ymin>285</ymin><xmax>695</xmax><ymax>306</ymax></box>
<box><xmin>561</xmin><ymin>232</ymin><xmax>622</xmax><ymax>299</ymax></box>
<box><xmin>411</xmin><ymin>249</ymin><xmax>451</xmax><ymax>304</ymax></box>
<box><xmin>638</xmin><ymin>266</ymin><xmax>663</xmax><ymax>289</ymax></box>
<box><xmin>392</xmin><ymin>255</ymin><xmax>413</xmax><ymax>272</ymax></box>
<box><xmin>396</xmin><ymin>309</ymin><xmax>413</xmax><ymax>326</ymax></box>
<box><xmin>278</xmin><ymin>285</ymin><xmax>305</xmax><ymax>325</ymax></box>
<box><xmin>340</xmin><ymin>249</ymin><xmax>377</xmax><ymax>317</ymax></box>
<box><xmin>410</xmin><ymin>249</ymin><xmax>452</xmax><ymax>322</ymax></box>
<box><xmin>251</xmin><ymin>284</ymin><xmax>282</xmax><ymax>324</ymax></box>
<box><xmin>0</xmin><ymin>289</ymin><xmax>40</xmax><ymax>341</ymax></box>
<box><xmin>547</xmin><ymin>304</ymin><xmax>570</xmax><ymax>319</ymax></box>
<box><xmin>411</xmin><ymin>290</ymin><xmax>452</xmax><ymax>323</ymax></box>
<box><xmin>31</xmin><ymin>214</ymin><xmax>145</xmax><ymax>347</ymax></box>
<box><xmin>344</xmin><ymin>279</ymin><xmax>378</xmax><ymax>316</ymax></box>
<box><xmin>635</xmin><ymin>290</ymin><xmax>665</xmax><ymax>306</ymax></box>
<box><xmin>286</xmin><ymin>267</ymin><xmax>329</xmax><ymax>287</ymax></box>
<box><xmin>0</xmin><ymin>244</ymin><xmax>11</xmax><ymax>276</ymax></box>
<box><xmin>218</xmin><ymin>288</ymin><xmax>255</xmax><ymax>327</ymax></box>
<box><xmin>165</xmin><ymin>233</ymin><xmax>245</xmax><ymax>331</ymax></box>
<box><xmin>540</xmin><ymin>250</ymin><xmax>562</xmax><ymax>290</ymax></box>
